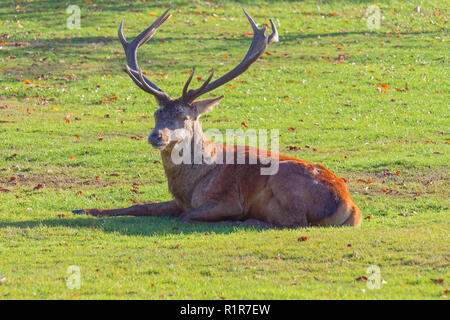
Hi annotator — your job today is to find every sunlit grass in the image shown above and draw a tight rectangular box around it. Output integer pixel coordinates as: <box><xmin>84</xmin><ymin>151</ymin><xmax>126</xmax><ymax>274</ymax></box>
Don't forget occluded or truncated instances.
<box><xmin>0</xmin><ymin>0</ymin><xmax>448</xmax><ymax>299</ymax></box>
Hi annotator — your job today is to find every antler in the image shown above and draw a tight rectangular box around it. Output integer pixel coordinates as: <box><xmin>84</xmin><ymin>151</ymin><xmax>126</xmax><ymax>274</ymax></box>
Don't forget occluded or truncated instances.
<box><xmin>118</xmin><ymin>8</ymin><xmax>172</xmax><ymax>102</ymax></box>
<box><xmin>181</xmin><ymin>9</ymin><xmax>278</xmax><ymax>103</ymax></box>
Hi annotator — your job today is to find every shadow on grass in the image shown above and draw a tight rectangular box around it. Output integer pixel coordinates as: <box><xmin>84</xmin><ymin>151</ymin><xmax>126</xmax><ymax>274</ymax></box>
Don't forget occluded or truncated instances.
<box><xmin>4</xmin><ymin>28</ymin><xmax>442</xmax><ymax>81</ymax></box>
<box><xmin>10</xmin><ymin>28</ymin><xmax>443</xmax><ymax>45</ymax></box>
<box><xmin>0</xmin><ymin>215</ymin><xmax>260</xmax><ymax>237</ymax></box>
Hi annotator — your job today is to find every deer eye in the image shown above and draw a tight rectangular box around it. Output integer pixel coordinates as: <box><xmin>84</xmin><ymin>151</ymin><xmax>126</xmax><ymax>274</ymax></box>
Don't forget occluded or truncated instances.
<box><xmin>154</xmin><ymin>109</ymin><xmax>162</xmax><ymax>119</ymax></box>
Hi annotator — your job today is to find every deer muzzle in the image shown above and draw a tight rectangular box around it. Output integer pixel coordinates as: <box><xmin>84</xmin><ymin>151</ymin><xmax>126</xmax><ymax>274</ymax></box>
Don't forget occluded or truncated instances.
<box><xmin>148</xmin><ymin>131</ymin><xmax>163</xmax><ymax>148</ymax></box>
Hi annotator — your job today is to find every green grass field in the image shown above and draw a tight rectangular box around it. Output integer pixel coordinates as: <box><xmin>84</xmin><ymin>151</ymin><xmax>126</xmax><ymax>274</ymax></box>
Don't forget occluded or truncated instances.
<box><xmin>0</xmin><ymin>0</ymin><xmax>448</xmax><ymax>299</ymax></box>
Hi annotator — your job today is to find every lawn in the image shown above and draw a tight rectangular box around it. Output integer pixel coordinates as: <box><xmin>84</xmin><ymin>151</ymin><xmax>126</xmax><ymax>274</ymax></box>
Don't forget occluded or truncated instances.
<box><xmin>0</xmin><ymin>0</ymin><xmax>448</xmax><ymax>299</ymax></box>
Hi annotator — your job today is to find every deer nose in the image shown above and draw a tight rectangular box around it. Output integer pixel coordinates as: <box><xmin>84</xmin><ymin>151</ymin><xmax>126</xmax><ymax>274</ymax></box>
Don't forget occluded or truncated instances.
<box><xmin>148</xmin><ymin>132</ymin><xmax>162</xmax><ymax>145</ymax></box>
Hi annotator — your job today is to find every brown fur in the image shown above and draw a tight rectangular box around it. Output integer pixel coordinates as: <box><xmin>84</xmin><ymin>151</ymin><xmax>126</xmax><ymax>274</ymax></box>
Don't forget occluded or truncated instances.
<box><xmin>79</xmin><ymin>110</ymin><xmax>361</xmax><ymax>228</ymax></box>
<box><xmin>79</xmin><ymin>10</ymin><xmax>362</xmax><ymax>227</ymax></box>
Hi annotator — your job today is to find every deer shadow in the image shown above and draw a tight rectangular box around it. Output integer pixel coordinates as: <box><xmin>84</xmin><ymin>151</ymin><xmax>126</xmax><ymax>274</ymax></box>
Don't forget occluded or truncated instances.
<box><xmin>0</xmin><ymin>215</ymin><xmax>266</xmax><ymax>237</ymax></box>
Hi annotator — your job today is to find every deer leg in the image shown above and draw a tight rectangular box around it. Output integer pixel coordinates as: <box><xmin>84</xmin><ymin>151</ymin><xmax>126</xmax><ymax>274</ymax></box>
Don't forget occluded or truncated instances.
<box><xmin>180</xmin><ymin>207</ymin><xmax>276</xmax><ymax>229</ymax></box>
<box><xmin>72</xmin><ymin>200</ymin><xmax>182</xmax><ymax>217</ymax></box>
<box><xmin>179</xmin><ymin>200</ymin><xmax>242</xmax><ymax>223</ymax></box>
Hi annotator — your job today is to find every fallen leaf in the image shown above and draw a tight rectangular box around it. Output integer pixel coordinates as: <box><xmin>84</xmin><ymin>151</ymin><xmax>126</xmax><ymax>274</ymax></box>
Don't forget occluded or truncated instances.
<box><xmin>356</xmin><ymin>276</ymin><xmax>368</xmax><ymax>282</ymax></box>
<box><xmin>288</xmin><ymin>145</ymin><xmax>301</xmax><ymax>151</ymax></box>
<box><xmin>398</xmin><ymin>211</ymin><xmax>417</xmax><ymax>217</ymax></box>
<box><xmin>431</xmin><ymin>278</ymin><xmax>445</xmax><ymax>284</ymax></box>
<box><xmin>34</xmin><ymin>183</ymin><xmax>44</xmax><ymax>190</ymax></box>
<box><xmin>297</xmin><ymin>236</ymin><xmax>310</xmax><ymax>242</ymax></box>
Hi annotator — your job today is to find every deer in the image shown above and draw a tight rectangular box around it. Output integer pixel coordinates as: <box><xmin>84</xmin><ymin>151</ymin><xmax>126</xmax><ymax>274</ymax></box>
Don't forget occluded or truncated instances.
<box><xmin>73</xmin><ymin>8</ymin><xmax>362</xmax><ymax>228</ymax></box>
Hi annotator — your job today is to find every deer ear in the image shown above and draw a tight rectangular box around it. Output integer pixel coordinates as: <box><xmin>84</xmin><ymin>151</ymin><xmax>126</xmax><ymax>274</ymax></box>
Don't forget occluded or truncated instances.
<box><xmin>192</xmin><ymin>96</ymin><xmax>224</xmax><ymax>116</ymax></box>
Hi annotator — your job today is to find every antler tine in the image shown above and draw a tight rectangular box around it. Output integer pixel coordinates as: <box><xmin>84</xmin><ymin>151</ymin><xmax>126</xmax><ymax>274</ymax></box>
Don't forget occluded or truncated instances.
<box><xmin>243</xmin><ymin>8</ymin><xmax>259</xmax><ymax>33</ymax></box>
<box><xmin>118</xmin><ymin>20</ymin><xmax>127</xmax><ymax>47</ymax></box>
<box><xmin>119</xmin><ymin>7</ymin><xmax>172</xmax><ymax>50</ymax></box>
<box><xmin>123</xmin><ymin>64</ymin><xmax>165</xmax><ymax>96</ymax></box>
<box><xmin>137</xmin><ymin>9</ymin><xmax>172</xmax><ymax>48</ymax></box>
<box><xmin>182</xmin><ymin>69</ymin><xmax>215</xmax><ymax>102</ymax></box>
<box><xmin>181</xmin><ymin>9</ymin><xmax>278</xmax><ymax>103</ymax></box>
<box><xmin>268</xmin><ymin>19</ymin><xmax>279</xmax><ymax>44</ymax></box>
<box><xmin>123</xmin><ymin>64</ymin><xmax>157</xmax><ymax>94</ymax></box>
<box><xmin>119</xmin><ymin>8</ymin><xmax>172</xmax><ymax>102</ymax></box>
<box><xmin>196</xmin><ymin>70</ymin><xmax>215</xmax><ymax>93</ymax></box>
<box><xmin>137</xmin><ymin>67</ymin><xmax>165</xmax><ymax>96</ymax></box>
<box><xmin>182</xmin><ymin>67</ymin><xmax>196</xmax><ymax>100</ymax></box>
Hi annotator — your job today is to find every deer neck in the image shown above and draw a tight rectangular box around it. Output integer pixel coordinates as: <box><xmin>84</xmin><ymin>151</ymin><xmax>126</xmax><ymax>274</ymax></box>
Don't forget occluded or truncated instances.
<box><xmin>159</xmin><ymin>121</ymin><xmax>217</xmax><ymax>202</ymax></box>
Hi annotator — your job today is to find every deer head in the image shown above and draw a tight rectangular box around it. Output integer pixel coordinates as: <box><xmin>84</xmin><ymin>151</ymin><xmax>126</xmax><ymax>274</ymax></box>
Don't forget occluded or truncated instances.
<box><xmin>118</xmin><ymin>8</ymin><xmax>278</xmax><ymax>151</ymax></box>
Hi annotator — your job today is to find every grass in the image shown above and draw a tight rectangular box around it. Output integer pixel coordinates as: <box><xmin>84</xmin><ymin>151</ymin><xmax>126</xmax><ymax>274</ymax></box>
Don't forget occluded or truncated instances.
<box><xmin>0</xmin><ymin>0</ymin><xmax>448</xmax><ymax>299</ymax></box>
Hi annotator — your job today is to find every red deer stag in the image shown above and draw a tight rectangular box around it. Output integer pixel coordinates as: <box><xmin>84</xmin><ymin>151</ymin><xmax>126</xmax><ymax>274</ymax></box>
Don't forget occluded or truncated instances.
<box><xmin>74</xmin><ymin>8</ymin><xmax>362</xmax><ymax>228</ymax></box>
